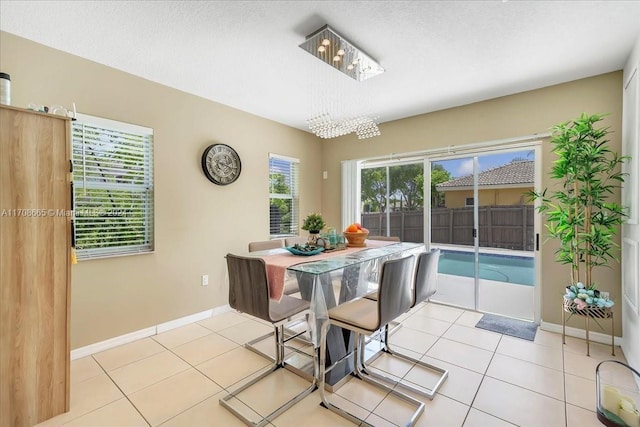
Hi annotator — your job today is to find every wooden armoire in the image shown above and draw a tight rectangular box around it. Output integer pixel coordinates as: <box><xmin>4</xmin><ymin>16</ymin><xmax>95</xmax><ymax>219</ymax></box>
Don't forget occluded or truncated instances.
<box><xmin>0</xmin><ymin>105</ymin><xmax>72</xmax><ymax>427</ymax></box>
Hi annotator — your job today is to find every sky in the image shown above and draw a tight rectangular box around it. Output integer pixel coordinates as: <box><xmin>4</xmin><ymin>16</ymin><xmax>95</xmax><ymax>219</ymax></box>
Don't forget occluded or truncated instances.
<box><xmin>434</xmin><ymin>149</ymin><xmax>533</xmax><ymax>178</ymax></box>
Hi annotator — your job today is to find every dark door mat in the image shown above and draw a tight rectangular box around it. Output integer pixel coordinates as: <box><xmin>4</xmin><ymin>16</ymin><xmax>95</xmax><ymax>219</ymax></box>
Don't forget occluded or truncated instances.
<box><xmin>475</xmin><ymin>314</ymin><xmax>538</xmax><ymax>341</ymax></box>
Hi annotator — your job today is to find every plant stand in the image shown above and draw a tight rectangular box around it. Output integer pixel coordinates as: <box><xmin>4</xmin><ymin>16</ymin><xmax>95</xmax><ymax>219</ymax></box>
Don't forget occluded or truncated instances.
<box><xmin>562</xmin><ymin>299</ymin><xmax>614</xmax><ymax>357</ymax></box>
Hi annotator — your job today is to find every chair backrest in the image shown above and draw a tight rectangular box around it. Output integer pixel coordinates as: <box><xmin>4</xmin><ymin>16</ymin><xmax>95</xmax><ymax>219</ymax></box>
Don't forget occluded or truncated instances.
<box><xmin>285</xmin><ymin>236</ymin><xmax>307</xmax><ymax>246</ymax></box>
<box><xmin>377</xmin><ymin>255</ymin><xmax>415</xmax><ymax>328</ymax></box>
<box><xmin>413</xmin><ymin>249</ymin><xmax>441</xmax><ymax>307</ymax></box>
<box><xmin>248</xmin><ymin>239</ymin><xmax>284</xmax><ymax>252</ymax></box>
<box><xmin>368</xmin><ymin>235</ymin><xmax>401</xmax><ymax>242</ymax></box>
<box><xmin>226</xmin><ymin>254</ymin><xmax>271</xmax><ymax>322</ymax></box>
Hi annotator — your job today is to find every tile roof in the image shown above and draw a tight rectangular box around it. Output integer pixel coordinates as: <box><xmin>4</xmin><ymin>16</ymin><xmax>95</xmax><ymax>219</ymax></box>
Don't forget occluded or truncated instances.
<box><xmin>436</xmin><ymin>160</ymin><xmax>534</xmax><ymax>189</ymax></box>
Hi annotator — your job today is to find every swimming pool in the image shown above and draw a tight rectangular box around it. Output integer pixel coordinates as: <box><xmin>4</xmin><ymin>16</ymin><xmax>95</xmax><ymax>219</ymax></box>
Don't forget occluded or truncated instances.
<box><xmin>438</xmin><ymin>250</ymin><xmax>534</xmax><ymax>286</ymax></box>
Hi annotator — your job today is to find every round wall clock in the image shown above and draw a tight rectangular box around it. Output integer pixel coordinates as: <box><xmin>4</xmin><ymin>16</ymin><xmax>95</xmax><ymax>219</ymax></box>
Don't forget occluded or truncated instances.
<box><xmin>201</xmin><ymin>143</ymin><xmax>242</xmax><ymax>185</ymax></box>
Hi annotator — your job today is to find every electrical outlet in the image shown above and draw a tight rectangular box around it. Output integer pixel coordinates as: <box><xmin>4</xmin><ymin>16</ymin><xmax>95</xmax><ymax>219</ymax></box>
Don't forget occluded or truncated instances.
<box><xmin>601</xmin><ymin>291</ymin><xmax>609</xmax><ymax>299</ymax></box>
<box><xmin>201</xmin><ymin>275</ymin><xmax>209</xmax><ymax>286</ymax></box>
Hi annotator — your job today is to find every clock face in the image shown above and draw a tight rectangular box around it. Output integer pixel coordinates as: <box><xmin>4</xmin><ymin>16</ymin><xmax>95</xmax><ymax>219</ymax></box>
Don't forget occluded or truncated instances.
<box><xmin>201</xmin><ymin>144</ymin><xmax>242</xmax><ymax>185</ymax></box>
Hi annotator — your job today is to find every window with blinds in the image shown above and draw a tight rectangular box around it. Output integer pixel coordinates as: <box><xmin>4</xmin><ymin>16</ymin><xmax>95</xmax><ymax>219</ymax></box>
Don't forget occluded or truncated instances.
<box><xmin>269</xmin><ymin>154</ymin><xmax>299</xmax><ymax>237</ymax></box>
<box><xmin>72</xmin><ymin>114</ymin><xmax>154</xmax><ymax>259</ymax></box>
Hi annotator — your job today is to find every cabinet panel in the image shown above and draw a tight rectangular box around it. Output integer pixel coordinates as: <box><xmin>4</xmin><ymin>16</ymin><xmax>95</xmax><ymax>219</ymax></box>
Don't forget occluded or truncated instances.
<box><xmin>623</xmin><ymin>66</ymin><xmax>639</xmax><ymax>224</ymax></box>
<box><xmin>0</xmin><ymin>105</ymin><xmax>71</xmax><ymax>427</ymax></box>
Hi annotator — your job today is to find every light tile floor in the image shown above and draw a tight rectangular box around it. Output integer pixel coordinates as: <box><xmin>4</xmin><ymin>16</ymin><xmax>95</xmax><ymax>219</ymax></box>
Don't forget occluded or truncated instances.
<box><xmin>37</xmin><ymin>303</ymin><xmax>636</xmax><ymax>427</ymax></box>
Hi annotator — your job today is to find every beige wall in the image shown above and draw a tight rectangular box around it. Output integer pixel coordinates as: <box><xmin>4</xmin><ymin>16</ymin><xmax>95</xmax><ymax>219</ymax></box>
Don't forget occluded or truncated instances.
<box><xmin>444</xmin><ymin>187</ymin><xmax>533</xmax><ymax>208</ymax></box>
<box><xmin>0</xmin><ymin>32</ymin><xmax>322</xmax><ymax>348</ymax></box>
<box><xmin>321</xmin><ymin>72</ymin><xmax>624</xmax><ymax>334</ymax></box>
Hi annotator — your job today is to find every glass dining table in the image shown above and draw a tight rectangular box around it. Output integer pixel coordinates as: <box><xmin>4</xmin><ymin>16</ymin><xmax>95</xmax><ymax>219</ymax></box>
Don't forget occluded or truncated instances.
<box><xmin>250</xmin><ymin>241</ymin><xmax>425</xmax><ymax>389</ymax></box>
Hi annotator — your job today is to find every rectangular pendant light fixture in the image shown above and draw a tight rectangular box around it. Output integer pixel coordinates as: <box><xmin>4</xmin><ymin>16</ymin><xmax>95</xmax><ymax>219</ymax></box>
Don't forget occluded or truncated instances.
<box><xmin>299</xmin><ymin>25</ymin><xmax>385</xmax><ymax>82</ymax></box>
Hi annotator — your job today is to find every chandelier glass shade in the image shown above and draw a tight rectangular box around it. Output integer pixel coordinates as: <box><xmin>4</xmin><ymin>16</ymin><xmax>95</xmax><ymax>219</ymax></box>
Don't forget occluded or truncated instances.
<box><xmin>300</xmin><ymin>25</ymin><xmax>383</xmax><ymax>140</ymax></box>
<box><xmin>307</xmin><ymin>114</ymin><xmax>381</xmax><ymax>140</ymax></box>
<box><xmin>299</xmin><ymin>25</ymin><xmax>385</xmax><ymax>82</ymax></box>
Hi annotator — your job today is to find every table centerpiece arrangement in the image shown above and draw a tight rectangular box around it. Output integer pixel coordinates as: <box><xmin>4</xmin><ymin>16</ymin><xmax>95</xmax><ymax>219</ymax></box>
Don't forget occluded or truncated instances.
<box><xmin>343</xmin><ymin>222</ymin><xmax>369</xmax><ymax>247</ymax></box>
<box><xmin>301</xmin><ymin>212</ymin><xmax>326</xmax><ymax>244</ymax></box>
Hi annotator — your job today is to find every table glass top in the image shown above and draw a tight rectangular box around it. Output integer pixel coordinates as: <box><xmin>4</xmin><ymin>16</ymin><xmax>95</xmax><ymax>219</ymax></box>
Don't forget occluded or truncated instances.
<box><xmin>287</xmin><ymin>242</ymin><xmax>424</xmax><ymax>274</ymax></box>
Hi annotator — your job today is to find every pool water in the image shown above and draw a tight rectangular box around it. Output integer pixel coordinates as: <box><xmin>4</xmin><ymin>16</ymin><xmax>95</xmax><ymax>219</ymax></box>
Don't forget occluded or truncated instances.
<box><xmin>438</xmin><ymin>250</ymin><xmax>534</xmax><ymax>286</ymax></box>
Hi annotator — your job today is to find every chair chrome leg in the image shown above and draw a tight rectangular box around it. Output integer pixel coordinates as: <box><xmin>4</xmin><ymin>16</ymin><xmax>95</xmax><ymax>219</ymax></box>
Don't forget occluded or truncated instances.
<box><xmin>360</xmin><ymin>333</ymin><xmax>449</xmax><ymax>400</ymax></box>
<box><xmin>244</xmin><ymin>331</ymin><xmax>277</xmax><ymax>363</ymax></box>
<box><xmin>318</xmin><ymin>322</ymin><xmax>424</xmax><ymax>427</ymax></box>
<box><xmin>275</xmin><ymin>324</ymin><xmax>283</xmax><ymax>366</ymax></box>
<box><xmin>353</xmin><ymin>332</ymin><xmax>425</xmax><ymax>426</ymax></box>
<box><xmin>245</xmin><ymin>318</ymin><xmax>309</xmax><ymax>364</ymax></box>
<box><xmin>318</xmin><ymin>325</ymin><xmax>375</xmax><ymax>427</ymax></box>
<box><xmin>220</xmin><ymin>369</ymin><xmax>316</xmax><ymax>427</ymax></box>
<box><xmin>220</xmin><ymin>322</ymin><xmax>317</xmax><ymax>427</ymax></box>
<box><xmin>363</xmin><ymin>320</ymin><xmax>402</xmax><ymax>347</ymax></box>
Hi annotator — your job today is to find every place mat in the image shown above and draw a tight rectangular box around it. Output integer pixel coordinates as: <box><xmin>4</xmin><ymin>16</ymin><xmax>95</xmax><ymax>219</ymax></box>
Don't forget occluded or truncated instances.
<box><xmin>475</xmin><ymin>313</ymin><xmax>537</xmax><ymax>341</ymax></box>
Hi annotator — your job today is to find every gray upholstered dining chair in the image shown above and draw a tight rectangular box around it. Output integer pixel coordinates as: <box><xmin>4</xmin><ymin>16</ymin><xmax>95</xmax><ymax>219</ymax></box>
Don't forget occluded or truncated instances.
<box><xmin>248</xmin><ymin>239</ymin><xmax>284</xmax><ymax>252</ymax></box>
<box><xmin>220</xmin><ymin>254</ymin><xmax>316</xmax><ymax>427</ymax></box>
<box><xmin>317</xmin><ymin>255</ymin><xmax>425</xmax><ymax>426</ymax></box>
<box><xmin>248</xmin><ymin>238</ymin><xmax>299</xmax><ymax>295</ymax></box>
<box><xmin>284</xmin><ymin>236</ymin><xmax>307</xmax><ymax>246</ymax></box>
<box><xmin>361</xmin><ymin>249</ymin><xmax>448</xmax><ymax>400</ymax></box>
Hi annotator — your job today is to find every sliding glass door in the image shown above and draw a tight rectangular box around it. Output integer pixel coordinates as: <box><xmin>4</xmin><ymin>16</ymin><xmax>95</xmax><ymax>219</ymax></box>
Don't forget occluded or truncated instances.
<box><xmin>429</xmin><ymin>156</ymin><xmax>477</xmax><ymax>310</ymax></box>
<box><xmin>428</xmin><ymin>148</ymin><xmax>538</xmax><ymax>321</ymax></box>
<box><xmin>360</xmin><ymin>162</ymin><xmax>424</xmax><ymax>242</ymax></box>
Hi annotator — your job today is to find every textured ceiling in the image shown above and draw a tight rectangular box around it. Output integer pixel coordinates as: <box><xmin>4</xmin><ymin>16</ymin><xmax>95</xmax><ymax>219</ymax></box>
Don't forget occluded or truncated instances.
<box><xmin>1</xmin><ymin>1</ymin><xmax>639</xmax><ymax>133</ymax></box>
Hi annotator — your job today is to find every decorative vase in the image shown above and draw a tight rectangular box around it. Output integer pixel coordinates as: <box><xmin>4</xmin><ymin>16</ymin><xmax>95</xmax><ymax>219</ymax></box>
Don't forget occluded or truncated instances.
<box><xmin>308</xmin><ymin>230</ymin><xmax>320</xmax><ymax>245</ymax></box>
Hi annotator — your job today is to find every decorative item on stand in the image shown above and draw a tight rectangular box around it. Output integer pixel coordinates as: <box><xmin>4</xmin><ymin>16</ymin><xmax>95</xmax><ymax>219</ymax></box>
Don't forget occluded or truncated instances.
<box><xmin>529</xmin><ymin>113</ymin><xmax>628</xmax><ymax>355</ymax></box>
<box><xmin>301</xmin><ymin>212</ymin><xmax>326</xmax><ymax>244</ymax></box>
<box><xmin>564</xmin><ymin>282</ymin><xmax>614</xmax><ymax>312</ymax></box>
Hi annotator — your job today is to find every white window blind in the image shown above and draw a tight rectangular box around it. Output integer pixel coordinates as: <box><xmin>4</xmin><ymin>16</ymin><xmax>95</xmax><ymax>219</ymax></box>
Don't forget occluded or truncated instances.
<box><xmin>72</xmin><ymin>114</ymin><xmax>154</xmax><ymax>259</ymax></box>
<box><xmin>269</xmin><ymin>154</ymin><xmax>299</xmax><ymax>237</ymax></box>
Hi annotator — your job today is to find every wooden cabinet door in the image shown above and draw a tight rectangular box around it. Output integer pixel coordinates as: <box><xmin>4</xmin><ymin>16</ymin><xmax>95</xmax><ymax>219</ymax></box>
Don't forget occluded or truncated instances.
<box><xmin>0</xmin><ymin>106</ymin><xmax>71</xmax><ymax>427</ymax></box>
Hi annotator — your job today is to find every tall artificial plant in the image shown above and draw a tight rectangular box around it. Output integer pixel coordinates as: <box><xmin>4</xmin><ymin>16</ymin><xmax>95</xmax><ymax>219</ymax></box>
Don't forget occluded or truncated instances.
<box><xmin>530</xmin><ymin>113</ymin><xmax>628</xmax><ymax>295</ymax></box>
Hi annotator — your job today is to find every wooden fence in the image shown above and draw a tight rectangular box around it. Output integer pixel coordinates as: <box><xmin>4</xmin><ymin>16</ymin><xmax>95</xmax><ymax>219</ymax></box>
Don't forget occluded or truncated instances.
<box><xmin>362</xmin><ymin>205</ymin><xmax>535</xmax><ymax>251</ymax></box>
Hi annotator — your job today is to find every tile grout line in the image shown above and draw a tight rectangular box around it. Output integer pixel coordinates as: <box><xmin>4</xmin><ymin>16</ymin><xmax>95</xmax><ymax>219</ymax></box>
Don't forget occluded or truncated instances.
<box><xmin>462</xmin><ymin>328</ymin><xmax>558</xmax><ymax>426</ymax></box>
<box><xmin>464</xmin><ymin>332</ymin><xmax>503</xmax><ymax>424</ymax></box>
<box><xmin>90</xmin><ymin>354</ymin><xmax>153</xmax><ymax>427</ymax></box>
<box><xmin>88</xmin><ymin>324</ymin><xmax>245</xmax><ymax>426</ymax></box>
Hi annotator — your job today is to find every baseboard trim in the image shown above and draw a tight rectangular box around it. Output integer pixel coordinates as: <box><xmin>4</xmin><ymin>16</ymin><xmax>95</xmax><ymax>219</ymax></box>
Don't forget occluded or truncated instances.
<box><xmin>156</xmin><ymin>309</ymin><xmax>214</xmax><ymax>334</ymax></box>
<box><xmin>70</xmin><ymin>326</ymin><xmax>157</xmax><ymax>360</ymax></box>
<box><xmin>540</xmin><ymin>321</ymin><xmax>623</xmax><ymax>347</ymax></box>
<box><xmin>71</xmin><ymin>305</ymin><xmax>232</xmax><ymax>360</ymax></box>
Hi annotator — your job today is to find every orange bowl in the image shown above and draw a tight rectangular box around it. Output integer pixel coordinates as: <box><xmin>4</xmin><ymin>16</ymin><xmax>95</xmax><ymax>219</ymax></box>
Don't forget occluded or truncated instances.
<box><xmin>343</xmin><ymin>230</ymin><xmax>369</xmax><ymax>247</ymax></box>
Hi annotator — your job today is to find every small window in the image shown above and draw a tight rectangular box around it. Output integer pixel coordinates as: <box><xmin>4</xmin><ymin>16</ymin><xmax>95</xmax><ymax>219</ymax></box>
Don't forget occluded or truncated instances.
<box><xmin>72</xmin><ymin>114</ymin><xmax>154</xmax><ymax>259</ymax></box>
<box><xmin>269</xmin><ymin>154</ymin><xmax>299</xmax><ymax>237</ymax></box>
<box><xmin>465</xmin><ymin>197</ymin><xmax>475</xmax><ymax>206</ymax></box>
